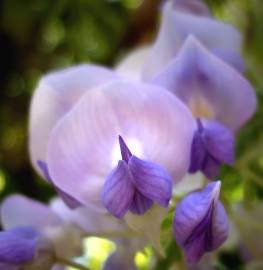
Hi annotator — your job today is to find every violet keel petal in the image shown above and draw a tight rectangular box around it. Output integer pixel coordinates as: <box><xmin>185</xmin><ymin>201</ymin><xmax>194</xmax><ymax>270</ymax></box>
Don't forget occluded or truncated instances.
<box><xmin>173</xmin><ymin>181</ymin><xmax>229</xmax><ymax>263</ymax></box>
<box><xmin>129</xmin><ymin>192</ymin><xmax>154</xmax><ymax>215</ymax></box>
<box><xmin>102</xmin><ymin>161</ymin><xmax>135</xmax><ymax>218</ymax></box>
<box><xmin>129</xmin><ymin>156</ymin><xmax>172</xmax><ymax>208</ymax></box>
<box><xmin>0</xmin><ymin>229</ymin><xmax>37</xmax><ymax>264</ymax></box>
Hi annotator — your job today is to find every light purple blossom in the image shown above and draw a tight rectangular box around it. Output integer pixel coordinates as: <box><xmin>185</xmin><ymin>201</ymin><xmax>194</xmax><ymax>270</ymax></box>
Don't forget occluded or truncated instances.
<box><xmin>46</xmin><ymin>80</ymin><xmax>195</xmax><ymax>212</ymax></box>
<box><xmin>0</xmin><ymin>226</ymin><xmax>55</xmax><ymax>270</ymax></box>
<box><xmin>143</xmin><ymin>0</ymin><xmax>243</xmax><ymax>79</ymax></box>
<box><xmin>29</xmin><ymin>65</ymin><xmax>119</xmax><ymax>179</ymax></box>
<box><xmin>152</xmin><ymin>36</ymin><xmax>256</xmax><ymax>131</ymax></box>
<box><xmin>102</xmin><ymin>136</ymin><xmax>172</xmax><ymax>217</ymax></box>
<box><xmin>173</xmin><ymin>181</ymin><xmax>229</xmax><ymax>263</ymax></box>
<box><xmin>172</xmin><ymin>0</ymin><xmax>211</xmax><ymax>17</ymax></box>
<box><xmin>0</xmin><ymin>195</ymin><xmax>84</xmax><ymax>270</ymax></box>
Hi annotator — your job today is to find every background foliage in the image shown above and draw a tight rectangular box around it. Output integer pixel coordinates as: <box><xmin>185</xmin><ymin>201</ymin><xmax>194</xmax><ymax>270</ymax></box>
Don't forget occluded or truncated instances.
<box><xmin>0</xmin><ymin>0</ymin><xmax>263</xmax><ymax>269</ymax></box>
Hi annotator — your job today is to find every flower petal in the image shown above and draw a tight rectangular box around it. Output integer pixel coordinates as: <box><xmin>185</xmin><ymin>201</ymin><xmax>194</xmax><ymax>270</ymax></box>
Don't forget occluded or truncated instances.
<box><xmin>0</xmin><ymin>195</ymin><xmax>62</xmax><ymax>231</ymax></box>
<box><xmin>0</xmin><ymin>229</ymin><xmax>37</xmax><ymax>264</ymax></box>
<box><xmin>29</xmin><ymin>64</ymin><xmax>118</xmax><ymax>177</ymax></box>
<box><xmin>172</xmin><ymin>0</ymin><xmax>211</xmax><ymax>17</ymax></box>
<box><xmin>212</xmin><ymin>48</ymin><xmax>246</xmax><ymax>73</ymax></box>
<box><xmin>129</xmin><ymin>192</ymin><xmax>153</xmax><ymax>215</ymax></box>
<box><xmin>129</xmin><ymin>156</ymin><xmax>172</xmax><ymax>207</ymax></box>
<box><xmin>202</xmin><ymin>155</ymin><xmax>221</xmax><ymax>179</ymax></box>
<box><xmin>143</xmin><ymin>1</ymin><xmax>242</xmax><ymax>79</ymax></box>
<box><xmin>188</xmin><ymin>129</ymin><xmax>206</xmax><ymax>173</ymax></box>
<box><xmin>152</xmin><ymin>36</ymin><xmax>256</xmax><ymax>130</ymax></box>
<box><xmin>202</xmin><ymin>120</ymin><xmax>235</xmax><ymax>164</ymax></box>
<box><xmin>102</xmin><ymin>161</ymin><xmax>135</xmax><ymax>218</ymax></box>
<box><xmin>115</xmin><ymin>46</ymin><xmax>150</xmax><ymax>81</ymax></box>
<box><xmin>37</xmin><ymin>160</ymin><xmax>82</xmax><ymax>209</ymax></box>
<box><xmin>47</xmin><ymin>80</ymin><xmax>195</xmax><ymax>210</ymax></box>
<box><xmin>50</xmin><ymin>198</ymin><xmax>129</xmax><ymax>234</ymax></box>
<box><xmin>173</xmin><ymin>181</ymin><xmax>228</xmax><ymax>263</ymax></box>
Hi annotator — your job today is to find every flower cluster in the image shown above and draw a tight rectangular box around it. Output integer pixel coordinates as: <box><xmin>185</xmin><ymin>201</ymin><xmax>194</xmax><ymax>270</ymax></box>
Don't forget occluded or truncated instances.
<box><xmin>0</xmin><ymin>0</ymin><xmax>256</xmax><ymax>269</ymax></box>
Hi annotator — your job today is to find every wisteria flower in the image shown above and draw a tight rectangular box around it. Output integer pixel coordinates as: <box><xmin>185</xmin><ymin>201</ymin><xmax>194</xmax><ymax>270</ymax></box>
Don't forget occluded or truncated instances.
<box><xmin>143</xmin><ymin>0</ymin><xmax>243</xmax><ymax>79</ymax></box>
<box><xmin>45</xmin><ymin>79</ymin><xmax>195</xmax><ymax>213</ymax></box>
<box><xmin>30</xmin><ymin>65</ymin><xmax>118</xmax><ymax>174</ymax></box>
<box><xmin>0</xmin><ymin>195</ymin><xmax>85</xmax><ymax>270</ymax></box>
<box><xmin>152</xmin><ymin>36</ymin><xmax>256</xmax><ymax>178</ymax></box>
<box><xmin>173</xmin><ymin>181</ymin><xmax>229</xmax><ymax>263</ymax></box>
<box><xmin>0</xmin><ymin>226</ymin><xmax>54</xmax><ymax>270</ymax></box>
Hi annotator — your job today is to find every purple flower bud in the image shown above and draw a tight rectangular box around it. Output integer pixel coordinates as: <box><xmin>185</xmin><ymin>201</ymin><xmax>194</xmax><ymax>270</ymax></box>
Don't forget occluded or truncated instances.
<box><xmin>102</xmin><ymin>136</ymin><xmax>172</xmax><ymax>218</ymax></box>
<box><xmin>0</xmin><ymin>227</ymin><xmax>55</xmax><ymax>270</ymax></box>
<box><xmin>173</xmin><ymin>181</ymin><xmax>229</xmax><ymax>263</ymax></box>
<box><xmin>189</xmin><ymin>119</ymin><xmax>235</xmax><ymax>179</ymax></box>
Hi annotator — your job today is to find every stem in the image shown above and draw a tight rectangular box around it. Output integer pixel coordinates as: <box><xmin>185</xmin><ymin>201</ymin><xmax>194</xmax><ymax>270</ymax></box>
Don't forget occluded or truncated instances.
<box><xmin>56</xmin><ymin>257</ymin><xmax>91</xmax><ymax>270</ymax></box>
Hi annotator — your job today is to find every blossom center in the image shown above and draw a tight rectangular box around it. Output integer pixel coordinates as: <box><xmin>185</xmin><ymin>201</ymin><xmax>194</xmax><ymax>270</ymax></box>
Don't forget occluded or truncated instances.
<box><xmin>111</xmin><ymin>137</ymin><xmax>143</xmax><ymax>167</ymax></box>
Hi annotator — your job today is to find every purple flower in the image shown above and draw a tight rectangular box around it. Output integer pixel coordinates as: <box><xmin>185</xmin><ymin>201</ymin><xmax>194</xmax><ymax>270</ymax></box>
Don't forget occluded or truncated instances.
<box><xmin>142</xmin><ymin>0</ymin><xmax>243</xmax><ymax>79</ymax></box>
<box><xmin>46</xmin><ymin>80</ymin><xmax>195</xmax><ymax>212</ymax></box>
<box><xmin>29</xmin><ymin>65</ymin><xmax>119</xmax><ymax>179</ymax></box>
<box><xmin>0</xmin><ymin>195</ymin><xmax>84</xmax><ymax>266</ymax></box>
<box><xmin>37</xmin><ymin>160</ymin><xmax>82</xmax><ymax>209</ymax></box>
<box><xmin>0</xmin><ymin>226</ymin><xmax>54</xmax><ymax>270</ymax></box>
<box><xmin>102</xmin><ymin>136</ymin><xmax>172</xmax><ymax>218</ymax></box>
<box><xmin>189</xmin><ymin>119</ymin><xmax>235</xmax><ymax>179</ymax></box>
<box><xmin>173</xmin><ymin>181</ymin><xmax>229</xmax><ymax>263</ymax></box>
<box><xmin>172</xmin><ymin>0</ymin><xmax>211</xmax><ymax>17</ymax></box>
<box><xmin>152</xmin><ymin>36</ymin><xmax>256</xmax><ymax>131</ymax></box>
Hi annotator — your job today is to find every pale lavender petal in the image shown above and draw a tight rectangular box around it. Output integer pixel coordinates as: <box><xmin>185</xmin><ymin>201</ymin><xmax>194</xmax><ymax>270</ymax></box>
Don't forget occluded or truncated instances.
<box><xmin>29</xmin><ymin>64</ymin><xmax>118</xmax><ymax>177</ymax></box>
<box><xmin>129</xmin><ymin>192</ymin><xmax>153</xmax><ymax>215</ymax></box>
<box><xmin>50</xmin><ymin>198</ymin><xmax>130</xmax><ymax>234</ymax></box>
<box><xmin>143</xmin><ymin>1</ymin><xmax>242</xmax><ymax>79</ymax></box>
<box><xmin>0</xmin><ymin>195</ymin><xmax>62</xmax><ymax>231</ymax></box>
<box><xmin>115</xmin><ymin>46</ymin><xmax>150</xmax><ymax>81</ymax></box>
<box><xmin>129</xmin><ymin>156</ymin><xmax>172</xmax><ymax>207</ymax></box>
<box><xmin>37</xmin><ymin>160</ymin><xmax>82</xmax><ymax>209</ymax></box>
<box><xmin>212</xmin><ymin>48</ymin><xmax>246</xmax><ymax>73</ymax></box>
<box><xmin>0</xmin><ymin>229</ymin><xmax>37</xmax><ymax>264</ymax></box>
<box><xmin>102</xmin><ymin>161</ymin><xmax>135</xmax><ymax>218</ymax></box>
<box><xmin>47</xmin><ymin>80</ymin><xmax>195</xmax><ymax>210</ymax></box>
<box><xmin>153</xmin><ymin>36</ymin><xmax>256</xmax><ymax>130</ymax></box>
<box><xmin>173</xmin><ymin>181</ymin><xmax>229</xmax><ymax>263</ymax></box>
<box><xmin>172</xmin><ymin>0</ymin><xmax>210</xmax><ymax>17</ymax></box>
